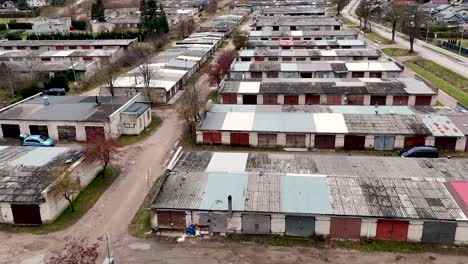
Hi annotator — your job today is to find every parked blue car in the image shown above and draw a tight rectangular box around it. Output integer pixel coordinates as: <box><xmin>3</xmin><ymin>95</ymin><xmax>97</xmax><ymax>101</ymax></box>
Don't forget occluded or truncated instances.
<box><xmin>20</xmin><ymin>134</ymin><xmax>55</xmax><ymax>147</ymax></box>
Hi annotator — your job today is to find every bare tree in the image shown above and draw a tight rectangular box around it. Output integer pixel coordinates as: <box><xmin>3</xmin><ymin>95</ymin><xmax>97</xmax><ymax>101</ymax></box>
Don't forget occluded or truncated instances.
<box><xmin>334</xmin><ymin>0</ymin><xmax>349</xmax><ymax>16</ymax></box>
<box><xmin>177</xmin><ymin>83</ymin><xmax>201</xmax><ymax>142</ymax></box>
<box><xmin>386</xmin><ymin>0</ymin><xmax>401</xmax><ymax>42</ymax></box>
<box><xmin>0</xmin><ymin>62</ymin><xmax>15</xmax><ymax>97</ymax></box>
<box><xmin>356</xmin><ymin>0</ymin><xmax>372</xmax><ymax>30</ymax></box>
<box><xmin>45</xmin><ymin>237</ymin><xmax>102</xmax><ymax>264</ymax></box>
<box><xmin>206</xmin><ymin>0</ymin><xmax>218</xmax><ymax>15</ymax></box>
<box><xmin>232</xmin><ymin>30</ymin><xmax>248</xmax><ymax>50</ymax></box>
<box><xmin>401</xmin><ymin>3</ymin><xmax>424</xmax><ymax>53</ymax></box>
<box><xmin>138</xmin><ymin>58</ymin><xmax>154</xmax><ymax>102</ymax></box>
<box><xmin>83</xmin><ymin>133</ymin><xmax>119</xmax><ymax>176</ymax></box>
<box><xmin>176</xmin><ymin>17</ymin><xmax>196</xmax><ymax>39</ymax></box>
<box><xmin>48</xmin><ymin>171</ymin><xmax>81</xmax><ymax>213</ymax></box>
<box><xmin>98</xmin><ymin>65</ymin><xmax>117</xmax><ymax>96</ymax></box>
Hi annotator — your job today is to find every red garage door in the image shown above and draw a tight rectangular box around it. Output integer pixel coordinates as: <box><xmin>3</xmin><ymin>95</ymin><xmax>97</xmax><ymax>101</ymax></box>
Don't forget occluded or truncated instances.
<box><xmin>326</xmin><ymin>95</ymin><xmax>342</xmax><ymax>105</ymax></box>
<box><xmin>376</xmin><ymin>220</ymin><xmax>409</xmax><ymax>241</ymax></box>
<box><xmin>286</xmin><ymin>134</ymin><xmax>306</xmax><ymax>148</ymax></box>
<box><xmin>85</xmin><ymin>126</ymin><xmax>105</xmax><ymax>142</ymax></box>
<box><xmin>404</xmin><ymin>136</ymin><xmax>426</xmax><ymax>149</ymax></box>
<box><xmin>415</xmin><ymin>96</ymin><xmax>432</xmax><ymax>106</ymax></box>
<box><xmin>314</xmin><ymin>135</ymin><xmax>336</xmax><ymax>149</ymax></box>
<box><xmin>305</xmin><ymin>95</ymin><xmax>320</xmax><ymax>105</ymax></box>
<box><xmin>258</xmin><ymin>133</ymin><xmax>277</xmax><ymax>148</ymax></box>
<box><xmin>203</xmin><ymin>132</ymin><xmax>222</xmax><ymax>144</ymax></box>
<box><xmin>434</xmin><ymin>137</ymin><xmax>457</xmax><ymax>152</ymax></box>
<box><xmin>284</xmin><ymin>95</ymin><xmax>299</xmax><ymax>105</ymax></box>
<box><xmin>346</xmin><ymin>95</ymin><xmax>364</xmax><ymax>105</ymax></box>
<box><xmin>157</xmin><ymin>211</ymin><xmax>186</xmax><ymax>230</ymax></box>
<box><xmin>393</xmin><ymin>96</ymin><xmax>409</xmax><ymax>106</ymax></box>
<box><xmin>370</xmin><ymin>96</ymin><xmax>386</xmax><ymax>106</ymax></box>
<box><xmin>230</xmin><ymin>133</ymin><xmax>249</xmax><ymax>146</ymax></box>
<box><xmin>263</xmin><ymin>95</ymin><xmax>278</xmax><ymax>104</ymax></box>
<box><xmin>223</xmin><ymin>95</ymin><xmax>237</xmax><ymax>104</ymax></box>
<box><xmin>330</xmin><ymin>217</ymin><xmax>361</xmax><ymax>239</ymax></box>
<box><xmin>344</xmin><ymin>135</ymin><xmax>365</xmax><ymax>150</ymax></box>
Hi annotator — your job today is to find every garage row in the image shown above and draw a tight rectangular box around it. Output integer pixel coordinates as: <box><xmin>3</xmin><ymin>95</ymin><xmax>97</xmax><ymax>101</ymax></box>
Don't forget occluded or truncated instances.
<box><xmin>153</xmin><ymin>211</ymin><xmax>467</xmax><ymax>245</ymax></box>
<box><xmin>199</xmin><ymin>132</ymin><xmax>467</xmax><ymax>152</ymax></box>
<box><xmin>1</xmin><ymin>123</ymin><xmax>105</xmax><ymax>141</ymax></box>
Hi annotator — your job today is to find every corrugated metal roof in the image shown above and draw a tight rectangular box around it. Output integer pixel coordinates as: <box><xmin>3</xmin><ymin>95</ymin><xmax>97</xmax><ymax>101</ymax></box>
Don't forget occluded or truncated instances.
<box><xmin>281</xmin><ymin>175</ymin><xmax>332</xmax><ymax>214</ymax></box>
<box><xmin>329</xmin><ymin>106</ymin><xmax>416</xmax><ymax>115</ymax></box>
<box><xmin>10</xmin><ymin>147</ymin><xmax>68</xmax><ymax>167</ymax></box>
<box><xmin>252</xmin><ymin>112</ymin><xmax>315</xmax><ymax>132</ymax></box>
<box><xmin>447</xmin><ymin>115</ymin><xmax>468</xmax><ymax>135</ymax></box>
<box><xmin>199</xmin><ymin>172</ymin><xmax>248</xmax><ymax>211</ymax></box>
<box><xmin>420</xmin><ymin>115</ymin><xmax>464</xmax><ymax>137</ymax></box>
<box><xmin>206</xmin><ymin>152</ymin><xmax>248</xmax><ymax>173</ymax></box>
<box><xmin>313</xmin><ymin>113</ymin><xmax>348</xmax><ymax>133</ymax></box>
<box><xmin>221</xmin><ymin>112</ymin><xmax>255</xmax><ymax>131</ymax></box>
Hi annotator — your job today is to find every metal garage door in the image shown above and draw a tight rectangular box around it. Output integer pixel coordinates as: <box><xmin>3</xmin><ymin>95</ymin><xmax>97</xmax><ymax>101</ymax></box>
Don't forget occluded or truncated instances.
<box><xmin>284</xmin><ymin>95</ymin><xmax>299</xmax><ymax>105</ymax></box>
<box><xmin>285</xmin><ymin>216</ymin><xmax>315</xmax><ymax>237</ymax></box>
<box><xmin>314</xmin><ymin>135</ymin><xmax>336</xmax><ymax>149</ymax></box>
<box><xmin>57</xmin><ymin>126</ymin><xmax>76</xmax><ymax>141</ymax></box>
<box><xmin>286</xmin><ymin>134</ymin><xmax>306</xmax><ymax>148</ymax></box>
<box><xmin>242</xmin><ymin>214</ymin><xmax>271</xmax><ymax>234</ymax></box>
<box><xmin>258</xmin><ymin>133</ymin><xmax>277</xmax><ymax>148</ymax></box>
<box><xmin>11</xmin><ymin>204</ymin><xmax>42</xmax><ymax>225</ymax></box>
<box><xmin>85</xmin><ymin>126</ymin><xmax>105</xmax><ymax>142</ymax></box>
<box><xmin>374</xmin><ymin>136</ymin><xmax>395</xmax><ymax>150</ymax></box>
<box><xmin>1</xmin><ymin>124</ymin><xmax>20</xmax><ymax>138</ymax></box>
<box><xmin>222</xmin><ymin>95</ymin><xmax>237</xmax><ymax>104</ymax></box>
<box><xmin>376</xmin><ymin>220</ymin><xmax>409</xmax><ymax>241</ymax></box>
<box><xmin>344</xmin><ymin>135</ymin><xmax>365</xmax><ymax>150</ymax></box>
<box><xmin>346</xmin><ymin>95</ymin><xmax>364</xmax><ymax>105</ymax></box>
<box><xmin>243</xmin><ymin>95</ymin><xmax>257</xmax><ymax>105</ymax></box>
<box><xmin>198</xmin><ymin>213</ymin><xmax>228</xmax><ymax>233</ymax></box>
<box><xmin>415</xmin><ymin>96</ymin><xmax>432</xmax><ymax>106</ymax></box>
<box><xmin>370</xmin><ymin>96</ymin><xmax>386</xmax><ymax>106</ymax></box>
<box><xmin>330</xmin><ymin>217</ymin><xmax>361</xmax><ymax>239</ymax></box>
<box><xmin>203</xmin><ymin>132</ymin><xmax>222</xmax><ymax>144</ymax></box>
<box><xmin>230</xmin><ymin>133</ymin><xmax>249</xmax><ymax>146</ymax></box>
<box><xmin>263</xmin><ymin>95</ymin><xmax>278</xmax><ymax>104</ymax></box>
<box><xmin>29</xmin><ymin>125</ymin><xmax>49</xmax><ymax>137</ymax></box>
<box><xmin>305</xmin><ymin>95</ymin><xmax>320</xmax><ymax>105</ymax></box>
<box><xmin>157</xmin><ymin>211</ymin><xmax>186</xmax><ymax>230</ymax></box>
<box><xmin>326</xmin><ymin>95</ymin><xmax>342</xmax><ymax>105</ymax></box>
<box><xmin>393</xmin><ymin>96</ymin><xmax>409</xmax><ymax>106</ymax></box>
<box><xmin>404</xmin><ymin>136</ymin><xmax>426</xmax><ymax>149</ymax></box>
<box><xmin>434</xmin><ymin>137</ymin><xmax>457</xmax><ymax>152</ymax></box>
<box><xmin>421</xmin><ymin>222</ymin><xmax>457</xmax><ymax>244</ymax></box>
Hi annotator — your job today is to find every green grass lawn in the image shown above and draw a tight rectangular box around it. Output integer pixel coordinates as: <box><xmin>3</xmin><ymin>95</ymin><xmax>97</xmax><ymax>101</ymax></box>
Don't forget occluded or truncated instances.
<box><xmin>337</xmin><ymin>15</ymin><xmax>356</xmax><ymax>26</ymax></box>
<box><xmin>118</xmin><ymin>115</ymin><xmax>161</xmax><ymax>145</ymax></box>
<box><xmin>0</xmin><ymin>167</ymin><xmax>117</xmax><ymax>234</ymax></box>
<box><xmin>382</xmin><ymin>48</ymin><xmax>416</xmax><ymax>57</ymax></box>
<box><xmin>128</xmin><ymin>194</ymin><xmax>153</xmax><ymax>238</ymax></box>
<box><xmin>403</xmin><ymin>60</ymin><xmax>468</xmax><ymax>106</ymax></box>
<box><xmin>219</xmin><ymin>40</ymin><xmax>229</xmax><ymax>49</ymax></box>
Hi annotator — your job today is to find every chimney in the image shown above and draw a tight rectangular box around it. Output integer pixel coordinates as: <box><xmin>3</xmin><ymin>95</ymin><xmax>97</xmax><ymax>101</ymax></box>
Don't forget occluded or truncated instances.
<box><xmin>227</xmin><ymin>195</ymin><xmax>232</xmax><ymax>218</ymax></box>
<box><xmin>42</xmin><ymin>96</ymin><xmax>49</xmax><ymax>106</ymax></box>
<box><xmin>95</xmin><ymin>95</ymin><xmax>101</xmax><ymax>106</ymax></box>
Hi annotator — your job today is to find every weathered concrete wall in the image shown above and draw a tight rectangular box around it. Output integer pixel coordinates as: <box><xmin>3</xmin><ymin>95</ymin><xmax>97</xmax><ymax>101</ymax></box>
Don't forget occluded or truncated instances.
<box><xmin>407</xmin><ymin>220</ymin><xmax>424</xmax><ymax>242</ymax></box>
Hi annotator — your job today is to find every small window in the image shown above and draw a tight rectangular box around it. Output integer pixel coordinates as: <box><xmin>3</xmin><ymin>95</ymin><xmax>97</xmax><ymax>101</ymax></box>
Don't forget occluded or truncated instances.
<box><xmin>273</xmin><ymin>26</ymin><xmax>279</xmax><ymax>31</ymax></box>
<box><xmin>124</xmin><ymin>122</ymin><xmax>135</xmax><ymax>128</ymax></box>
<box><xmin>251</xmin><ymin>72</ymin><xmax>262</xmax><ymax>78</ymax></box>
<box><xmin>304</xmin><ymin>37</ymin><xmax>311</xmax><ymax>40</ymax></box>
<box><xmin>261</xmin><ymin>37</ymin><xmax>268</xmax><ymax>41</ymax></box>
<box><xmin>269</xmin><ymin>57</ymin><xmax>278</xmax><ymax>61</ymax></box>
<box><xmin>290</xmin><ymin>26</ymin><xmax>297</xmax><ymax>30</ymax></box>
<box><xmin>69</xmin><ymin>46</ymin><xmax>77</xmax><ymax>49</ymax></box>
<box><xmin>94</xmin><ymin>45</ymin><xmax>103</xmax><ymax>49</ymax></box>
<box><xmin>241</xmin><ymin>57</ymin><xmax>250</xmax><ymax>61</ymax></box>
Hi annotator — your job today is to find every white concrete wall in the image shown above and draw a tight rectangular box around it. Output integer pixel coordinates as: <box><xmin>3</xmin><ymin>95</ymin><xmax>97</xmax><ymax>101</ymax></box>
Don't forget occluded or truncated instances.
<box><xmin>425</xmin><ymin>136</ymin><xmax>435</xmax><ymax>147</ymax></box>
<box><xmin>408</xmin><ymin>96</ymin><xmax>416</xmax><ymax>106</ymax></box>
<box><xmin>278</xmin><ymin>95</ymin><xmax>285</xmax><ymax>105</ymax></box>
<box><xmin>456</xmin><ymin>137</ymin><xmax>467</xmax><ymax>151</ymax></box>
<box><xmin>407</xmin><ymin>220</ymin><xmax>424</xmax><ymax>242</ymax></box>
<box><xmin>385</xmin><ymin>95</ymin><xmax>393</xmax><ymax>106</ymax></box>
<box><xmin>365</xmin><ymin>135</ymin><xmax>375</xmax><ymax>149</ymax></box>
<box><xmin>298</xmin><ymin>95</ymin><xmax>305</xmax><ymax>105</ymax></box>
<box><xmin>271</xmin><ymin>214</ymin><xmax>285</xmax><ymax>234</ymax></box>
<box><xmin>151</xmin><ymin>211</ymin><xmax>158</xmax><ymax>229</ymax></box>
<box><xmin>360</xmin><ymin>219</ymin><xmax>377</xmax><ymax>239</ymax></box>
<box><xmin>335</xmin><ymin>135</ymin><xmax>345</xmax><ymax>148</ymax></box>
<box><xmin>315</xmin><ymin>216</ymin><xmax>331</xmax><ymax>236</ymax></box>
<box><xmin>395</xmin><ymin>136</ymin><xmax>405</xmax><ymax>149</ymax></box>
<box><xmin>363</xmin><ymin>95</ymin><xmax>371</xmax><ymax>105</ymax></box>
<box><xmin>249</xmin><ymin>132</ymin><xmax>258</xmax><ymax>146</ymax></box>
<box><xmin>455</xmin><ymin>222</ymin><xmax>468</xmax><ymax>244</ymax></box>
<box><xmin>196</xmin><ymin>131</ymin><xmax>203</xmax><ymax>143</ymax></box>
<box><xmin>227</xmin><ymin>212</ymin><xmax>242</xmax><ymax>233</ymax></box>
<box><xmin>257</xmin><ymin>95</ymin><xmax>264</xmax><ymax>105</ymax></box>
<box><xmin>277</xmin><ymin>133</ymin><xmax>286</xmax><ymax>146</ymax></box>
<box><xmin>221</xmin><ymin>132</ymin><xmax>230</xmax><ymax>144</ymax></box>
<box><xmin>0</xmin><ymin>203</ymin><xmax>13</xmax><ymax>223</ymax></box>
<box><xmin>39</xmin><ymin>159</ymin><xmax>102</xmax><ymax>223</ymax></box>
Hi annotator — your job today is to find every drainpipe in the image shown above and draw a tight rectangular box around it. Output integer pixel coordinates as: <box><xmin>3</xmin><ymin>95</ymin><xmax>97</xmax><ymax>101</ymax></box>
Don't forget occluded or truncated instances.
<box><xmin>228</xmin><ymin>195</ymin><xmax>232</xmax><ymax>219</ymax></box>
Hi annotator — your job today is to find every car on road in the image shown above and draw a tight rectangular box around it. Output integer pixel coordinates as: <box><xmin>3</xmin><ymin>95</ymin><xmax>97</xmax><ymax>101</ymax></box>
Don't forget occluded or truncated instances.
<box><xmin>20</xmin><ymin>134</ymin><xmax>55</xmax><ymax>147</ymax></box>
<box><xmin>43</xmin><ymin>88</ymin><xmax>66</xmax><ymax>96</ymax></box>
<box><xmin>398</xmin><ymin>146</ymin><xmax>439</xmax><ymax>158</ymax></box>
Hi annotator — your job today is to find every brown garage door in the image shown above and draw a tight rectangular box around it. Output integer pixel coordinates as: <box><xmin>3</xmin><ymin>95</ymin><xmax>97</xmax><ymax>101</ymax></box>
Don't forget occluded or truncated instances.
<box><xmin>284</xmin><ymin>95</ymin><xmax>299</xmax><ymax>105</ymax></box>
<box><xmin>370</xmin><ymin>96</ymin><xmax>386</xmax><ymax>106</ymax></box>
<box><xmin>11</xmin><ymin>204</ymin><xmax>42</xmax><ymax>225</ymax></box>
<box><xmin>404</xmin><ymin>136</ymin><xmax>426</xmax><ymax>149</ymax></box>
<box><xmin>263</xmin><ymin>95</ymin><xmax>278</xmax><ymax>104</ymax></box>
<box><xmin>346</xmin><ymin>95</ymin><xmax>364</xmax><ymax>105</ymax></box>
<box><xmin>85</xmin><ymin>126</ymin><xmax>105</xmax><ymax>142</ymax></box>
<box><xmin>286</xmin><ymin>134</ymin><xmax>306</xmax><ymax>148</ymax></box>
<box><xmin>344</xmin><ymin>135</ymin><xmax>365</xmax><ymax>150</ymax></box>
<box><xmin>434</xmin><ymin>137</ymin><xmax>457</xmax><ymax>152</ymax></box>
<box><xmin>314</xmin><ymin>135</ymin><xmax>336</xmax><ymax>149</ymax></box>
<box><xmin>157</xmin><ymin>210</ymin><xmax>186</xmax><ymax>230</ymax></box>
<box><xmin>57</xmin><ymin>126</ymin><xmax>76</xmax><ymax>141</ymax></box>
<box><xmin>243</xmin><ymin>95</ymin><xmax>257</xmax><ymax>105</ymax></box>
<box><xmin>330</xmin><ymin>217</ymin><xmax>361</xmax><ymax>239</ymax></box>
<box><xmin>326</xmin><ymin>95</ymin><xmax>342</xmax><ymax>105</ymax></box>
<box><xmin>415</xmin><ymin>96</ymin><xmax>432</xmax><ymax>106</ymax></box>
<box><xmin>393</xmin><ymin>96</ymin><xmax>409</xmax><ymax>106</ymax></box>
<box><xmin>29</xmin><ymin>125</ymin><xmax>49</xmax><ymax>137</ymax></box>
<box><xmin>230</xmin><ymin>133</ymin><xmax>249</xmax><ymax>146</ymax></box>
<box><xmin>222</xmin><ymin>95</ymin><xmax>237</xmax><ymax>104</ymax></box>
<box><xmin>203</xmin><ymin>132</ymin><xmax>222</xmax><ymax>144</ymax></box>
<box><xmin>305</xmin><ymin>95</ymin><xmax>320</xmax><ymax>105</ymax></box>
<box><xmin>258</xmin><ymin>133</ymin><xmax>277</xmax><ymax>148</ymax></box>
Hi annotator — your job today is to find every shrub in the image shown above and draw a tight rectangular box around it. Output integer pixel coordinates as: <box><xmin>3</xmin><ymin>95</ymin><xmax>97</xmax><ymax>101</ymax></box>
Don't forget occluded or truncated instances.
<box><xmin>45</xmin><ymin>74</ymin><xmax>69</xmax><ymax>91</ymax></box>
<box><xmin>0</xmin><ymin>24</ymin><xmax>7</xmax><ymax>31</ymax></box>
<box><xmin>71</xmin><ymin>20</ymin><xmax>87</xmax><ymax>31</ymax></box>
<box><xmin>19</xmin><ymin>82</ymin><xmax>42</xmax><ymax>99</ymax></box>
<box><xmin>6</xmin><ymin>32</ymin><xmax>22</xmax><ymax>40</ymax></box>
<box><xmin>7</xmin><ymin>21</ymin><xmax>33</xmax><ymax>29</ymax></box>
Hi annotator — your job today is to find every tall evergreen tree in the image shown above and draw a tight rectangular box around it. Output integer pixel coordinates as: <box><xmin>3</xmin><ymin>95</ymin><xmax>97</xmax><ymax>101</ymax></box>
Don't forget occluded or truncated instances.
<box><xmin>159</xmin><ymin>3</ymin><xmax>169</xmax><ymax>33</ymax></box>
<box><xmin>91</xmin><ymin>0</ymin><xmax>106</xmax><ymax>22</ymax></box>
<box><xmin>139</xmin><ymin>0</ymin><xmax>148</xmax><ymax>28</ymax></box>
